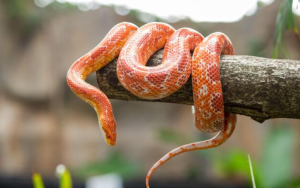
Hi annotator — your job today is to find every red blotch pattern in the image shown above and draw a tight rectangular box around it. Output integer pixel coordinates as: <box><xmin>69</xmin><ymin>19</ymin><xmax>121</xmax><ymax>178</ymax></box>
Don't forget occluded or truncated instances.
<box><xmin>117</xmin><ymin>24</ymin><xmax>204</xmax><ymax>99</ymax></box>
<box><xmin>192</xmin><ymin>33</ymin><xmax>235</xmax><ymax>133</ymax></box>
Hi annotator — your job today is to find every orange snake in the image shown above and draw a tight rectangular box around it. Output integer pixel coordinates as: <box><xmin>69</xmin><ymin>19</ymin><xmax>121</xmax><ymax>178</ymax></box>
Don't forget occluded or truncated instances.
<box><xmin>66</xmin><ymin>22</ymin><xmax>236</xmax><ymax>188</ymax></box>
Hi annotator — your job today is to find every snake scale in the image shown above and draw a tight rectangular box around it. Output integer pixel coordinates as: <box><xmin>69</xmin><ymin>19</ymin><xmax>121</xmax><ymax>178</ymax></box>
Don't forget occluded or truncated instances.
<box><xmin>66</xmin><ymin>22</ymin><xmax>236</xmax><ymax>188</ymax></box>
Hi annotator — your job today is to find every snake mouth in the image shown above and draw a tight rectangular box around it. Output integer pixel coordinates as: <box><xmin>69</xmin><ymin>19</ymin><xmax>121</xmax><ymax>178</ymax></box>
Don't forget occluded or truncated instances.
<box><xmin>106</xmin><ymin>139</ymin><xmax>116</xmax><ymax>146</ymax></box>
<box><xmin>100</xmin><ymin>126</ymin><xmax>116</xmax><ymax>146</ymax></box>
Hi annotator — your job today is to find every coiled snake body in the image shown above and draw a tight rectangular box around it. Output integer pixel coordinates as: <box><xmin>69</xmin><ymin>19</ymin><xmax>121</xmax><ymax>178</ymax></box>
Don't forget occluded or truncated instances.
<box><xmin>67</xmin><ymin>22</ymin><xmax>236</xmax><ymax>188</ymax></box>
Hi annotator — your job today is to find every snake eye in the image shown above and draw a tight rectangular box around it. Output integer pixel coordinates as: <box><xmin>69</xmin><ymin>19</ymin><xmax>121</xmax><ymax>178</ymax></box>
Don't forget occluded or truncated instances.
<box><xmin>106</xmin><ymin>133</ymin><xmax>111</xmax><ymax>139</ymax></box>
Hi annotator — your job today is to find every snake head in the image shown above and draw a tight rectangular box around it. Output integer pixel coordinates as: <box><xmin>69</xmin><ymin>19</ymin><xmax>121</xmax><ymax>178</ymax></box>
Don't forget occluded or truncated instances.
<box><xmin>99</xmin><ymin>111</ymin><xmax>117</xmax><ymax>146</ymax></box>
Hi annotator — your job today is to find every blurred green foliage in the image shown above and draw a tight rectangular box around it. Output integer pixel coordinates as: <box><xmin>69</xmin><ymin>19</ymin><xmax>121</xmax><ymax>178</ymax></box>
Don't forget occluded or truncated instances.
<box><xmin>273</xmin><ymin>0</ymin><xmax>299</xmax><ymax>58</ymax></box>
<box><xmin>74</xmin><ymin>151</ymin><xmax>141</xmax><ymax>180</ymax></box>
<box><xmin>247</xmin><ymin>39</ymin><xmax>268</xmax><ymax>57</ymax></box>
<box><xmin>157</xmin><ymin>127</ymin><xmax>191</xmax><ymax>145</ymax></box>
<box><xmin>2</xmin><ymin>0</ymin><xmax>43</xmax><ymax>42</ymax></box>
<box><xmin>32</xmin><ymin>173</ymin><xmax>45</xmax><ymax>188</ymax></box>
<box><xmin>261</xmin><ymin>127</ymin><xmax>295</xmax><ymax>188</ymax></box>
<box><xmin>1</xmin><ymin>0</ymin><xmax>77</xmax><ymax>43</ymax></box>
<box><xmin>33</xmin><ymin>165</ymin><xmax>72</xmax><ymax>188</ymax></box>
<box><xmin>157</xmin><ymin>124</ymin><xmax>299</xmax><ymax>188</ymax></box>
<box><xmin>213</xmin><ymin>126</ymin><xmax>299</xmax><ymax>188</ymax></box>
<box><xmin>212</xmin><ymin>150</ymin><xmax>257</xmax><ymax>178</ymax></box>
<box><xmin>56</xmin><ymin>165</ymin><xmax>73</xmax><ymax>188</ymax></box>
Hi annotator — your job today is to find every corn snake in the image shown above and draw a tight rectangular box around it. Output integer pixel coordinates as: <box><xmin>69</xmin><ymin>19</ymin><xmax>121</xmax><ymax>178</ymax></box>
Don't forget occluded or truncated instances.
<box><xmin>66</xmin><ymin>22</ymin><xmax>236</xmax><ymax>188</ymax></box>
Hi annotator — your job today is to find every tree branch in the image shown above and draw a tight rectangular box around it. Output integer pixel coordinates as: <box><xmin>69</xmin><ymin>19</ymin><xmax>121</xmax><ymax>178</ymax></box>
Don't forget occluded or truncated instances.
<box><xmin>96</xmin><ymin>49</ymin><xmax>300</xmax><ymax>123</ymax></box>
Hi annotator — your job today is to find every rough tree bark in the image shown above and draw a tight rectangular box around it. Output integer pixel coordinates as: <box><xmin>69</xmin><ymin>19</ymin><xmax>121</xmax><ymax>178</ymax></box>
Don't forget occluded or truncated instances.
<box><xmin>96</xmin><ymin>49</ymin><xmax>300</xmax><ymax>123</ymax></box>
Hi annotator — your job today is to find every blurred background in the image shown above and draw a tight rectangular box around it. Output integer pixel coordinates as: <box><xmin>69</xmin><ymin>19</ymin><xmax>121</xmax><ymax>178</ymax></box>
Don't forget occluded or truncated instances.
<box><xmin>0</xmin><ymin>0</ymin><xmax>300</xmax><ymax>187</ymax></box>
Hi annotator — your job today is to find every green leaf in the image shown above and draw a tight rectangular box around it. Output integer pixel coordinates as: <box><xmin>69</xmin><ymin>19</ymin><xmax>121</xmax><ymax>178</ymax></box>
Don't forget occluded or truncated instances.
<box><xmin>248</xmin><ymin>155</ymin><xmax>257</xmax><ymax>188</ymax></box>
<box><xmin>273</xmin><ymin>0</ymin><xmax>299</xmax><ymax>58</ymax></box>
<box><xmin>60</xmin><ymin>170</ymin><xmax>72</xmax><ymax>188</ymax></box>
<box><xmin>56</xmin><ymin>165</ymin><xmax>72</xmax><ymax>188</ymax></box>
<box><xmin>32</xmin><ymin>173</ymin><xmax>45</xmax><ymax>188</ymax></box>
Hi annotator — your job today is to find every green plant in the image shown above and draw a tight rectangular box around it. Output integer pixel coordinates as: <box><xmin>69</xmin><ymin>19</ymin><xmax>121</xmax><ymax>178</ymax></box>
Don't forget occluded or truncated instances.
<box><xmin>248</xmin><ymin>155</ymin><xmax>256</xmax><ymax>188</ymax></box>
<box><xmin>211</xmin><ymin>126</ymin><xmax>299</xmax><ymax>188</ymax></box>
<box><xmin>32</xmin><ymin>173</ymin><xmax>45</xmax><ymax>188</ymax></box>
<box><xmin>273</xmin><ymin>0</ymin><xmax>299</xmax><ymax>58</ymax></box>
<box><xmin>32</xmin><ymin>165</ymin><xmax>72</xmax><ymax>188</ymax></box>
<box><xmin>74</xmin><ymin>151</ymin><xmax>141</xmax><ymax>179</ymax></box>
<box><xmin>56</xmin><ymin>165</ymin><xmax>72</xmax><ymax>188</ymax></box>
